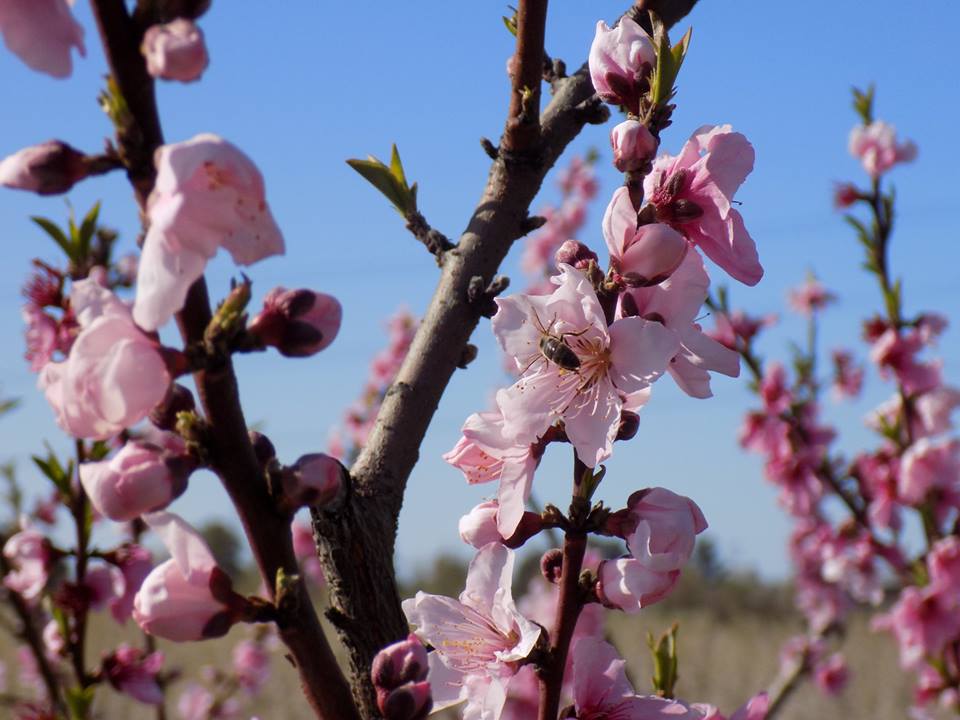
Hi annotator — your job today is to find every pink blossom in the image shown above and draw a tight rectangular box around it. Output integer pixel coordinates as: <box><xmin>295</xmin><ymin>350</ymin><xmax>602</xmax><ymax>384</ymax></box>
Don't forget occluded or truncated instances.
<box><xmin>494</xmin><ymin>265</ymin><xmax>678</xmax><ymax>467</ymax></box>
<box><xmin>899</xmin><ymin>438</ymin><xmax>960</xmax><ymax>507</ymax></box>
<box><xmin>588</xmin><ymin>18</ymin><xmax>656</xmax><ymax>112</ymax></box>
<box><xmin>233</xmin><ymin>638</ymin><xmax>270</xmax><ymax>693</ymax></box>
<box><xmin>403</xmin><ymin>543</ymin><xmax>541</xmax><ymax>719</ymax></box>
<box><xmin>110</xmin><ymin>544</ymin><xmax>154</xmax><ymax>623</ymax></box>
<box><xmin>603</xmin><ymin>186</ymin><xmax>688</xmax><ymax>284</ymax></box>
<box><xmin>42</xmin><ymin>619</ymin><xmax>64</xmax><ymax>658</ymax></box>
<box><xmin>84</xmin><ymin>562</ymin><xmax>124</xmax><ymax>611</ymax></box>
<box><xmin>694</xmin><ymin>693</ymin><xmax>770</xmax><ymax>720</ymax></box>
<box><xmin>283</xmin><ymin>453</ymin><xmax>345</xmax><ymax>510</ymax></box>
<box><xmin>177</xmin><ymin>683</ymin><xmax>215</xmax><ymax>720</ymax></box>
<box><xmin>38</xmin><ymin>280</ymin><xmax>170</xmax><ymax>440</ymax></box>
<box><xmin>3</xmin><ymin>529</ymin><xmax>52</xmax><ymax>600</ymax></box>
<box><xmin>849</xmin><ymin>120</ymin><xmax>917</xmax><ymax>178</ymax></box>
<box><xmin>707</xmin><ymin>309</ymin><xmax>775</xmax><ymax>351</ymax></box>
<box><xmin>141</xmin><ymin>19</ymin><xmax>208</xmax><ymax>82</ymax></box>
<box><xmin>0</xmin><ymin>0</ymin><xmax>84</xmax><ymax>78</ymax></box>
<box><xmin>787</xmin><ymin>276</ymin><xmax>835</xmax><ymax>315</ymax></box>
<box><xmin>611</xmin><ymin>119</ymin><xmax>658</xmax><ymax>173</ymax></box>
<box><xmin>22</xmin><ymin>306</ymin><xmax>58</xmax><ymax>371</ymax></box>
<box><xmin>248</xmin><ymin>287</ymin><xmax>342</xmax><ymax>357</ymax></box>
<box><xmin>79</xmin><ymin>440</ymin><xmax>192</xmax><ymax>521</ymax></box>
<box><xmin>928</xmin><ymin>537</ymin><xmax>960</xmax><ymax>594</ymax></box>
<box><xmin>813</xmin><ymin>653</ymin><xmax>849</xmax><ymax>695</ymax></box>
<box><xmin>620</xmin><ymin>251</ymin><xmax>740</xmax><ymax>398</ymax></box>
<box><xmin>0</xmin><ymin>140</ymin><xmax>87</xmax><ymax>195</ymax></box>
<box><xmin>597</xmin><ymin>558</ymin><xmax>678</xmax><ymax>614</ymax></box>
<box><xmin>133</xmin><ymin>512</ymin><xmax>235</xmax><ymax>642</ymax></box>
<box><xmin>444</xmin><ymin>410</ymin><xmax>542</xmax><ymax>537</ymax></box>
<box><xmin>645</xmin><ymin>125</ymin><xmax>762</xmax><ymax>286</ymax></box>
<box><xmin>620</xmin><ymin>487</ymin><xmax>708</xmax><ymax>573</ymax></box>
<box><xmin>133</xmin><ymin>134</ymin><xmax>285</xmax><ymax>331</ymax></box>
<box><xmin>914</xmin><ymin>387</ymin><xmax>960</xmax><ymax>438</ymax></box>
<box><xmin>831</xmin><ymin>350</ymin><xmax>864</xmax><ymax>400</ymax></box>
<box><xmin>873</xmin><ymin>585</ymin><xmax>960</xmax><ymax>670</ymax></box>
<box><xmin>870</xmin><ymin>328</ymin><xmax>940</xmax><ymax>395</ymax></box>
<box><xmin>103</xmin><ymin>644</ymin><xmax>165</xmax><ymax>705</ymax></box>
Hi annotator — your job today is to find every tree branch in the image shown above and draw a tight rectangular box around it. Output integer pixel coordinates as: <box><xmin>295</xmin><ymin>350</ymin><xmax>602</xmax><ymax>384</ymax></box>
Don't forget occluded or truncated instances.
<box><xmin>311</xmin><ymin>1</ymin><xmax>700</xmax><ymax>715</ymax></box>
<box><xmin>87</xmin><ymin>3</ymin><xmax>358</xmax><ymax>718</ymax></box>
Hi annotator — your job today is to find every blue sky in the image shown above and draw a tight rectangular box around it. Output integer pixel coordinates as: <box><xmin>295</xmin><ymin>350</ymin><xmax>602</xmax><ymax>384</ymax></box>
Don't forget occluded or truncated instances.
<box><xmin>0</xmin><ymin>1</ymin><xmax>957</xmax><ymax>579</ymax></box>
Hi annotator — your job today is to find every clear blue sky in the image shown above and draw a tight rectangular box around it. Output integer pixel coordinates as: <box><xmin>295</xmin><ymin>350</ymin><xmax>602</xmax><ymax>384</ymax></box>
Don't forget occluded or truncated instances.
<box><xmin>0</xmin><ymin>1</ymin><xmax>957</xmax><ymax>578</ymax></box>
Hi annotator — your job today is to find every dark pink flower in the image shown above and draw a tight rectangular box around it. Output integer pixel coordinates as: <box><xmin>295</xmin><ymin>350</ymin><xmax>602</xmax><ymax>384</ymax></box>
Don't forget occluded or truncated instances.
<box><xmin>787</xmin><ymin>276</ymin><xmax>835</xmax><ymax>315</ymax></box>
<box><xmin>141</xmin><ymin>18</ymin><xmax>208</xmax><ymax>82</ymax></box>
<box><xmin>603</xmin><ymin>186</ymin><xmax>688</xmax><ymax>284</ymax></box>
<box><xmin>813</xmin><ymin>653</ymin><xmax>849</xmax><ymax>695</ymax></box>
<box><xmin>103</xmin><ymin>644</ymin><xmax>165</xmax><ymax>705</ymax></box>
<box><xmin>849</xmin><ymin>121</ymin><xmax>917</xmax><ymax>178</ymax></box>
<box><xmin>644</xmin><ymin>125</ymin><xmax>762</xmax><ymax>286</ymax></box>
<box><xmin>588</xmin><ymin>17</ymin><xmax>656</xmax><ymax>112</ymax></box>
<box><xmin>0</xmin><ymin>0</ymin><xmax>84</xmax><ymax>77</ymax></box>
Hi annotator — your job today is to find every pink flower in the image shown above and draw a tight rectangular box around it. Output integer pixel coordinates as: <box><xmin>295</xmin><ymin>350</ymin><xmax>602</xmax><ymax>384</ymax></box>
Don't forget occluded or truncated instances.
<box><xmin>42</xmin><ymin>619</ymin><xmax>64</xmax><ymax>657</ymax></box>
<box><xmin>644</xmin><ymin>125</ymin><xmax>762</xmax><ymax>286</ymax></box>
<box><xmin>831</xmin><ymin>350</ymin><xmax>864</xmax><ymax>400</ymax></box>
<box><xmin>873</xmin><ymin>586</ymin><xmax>960</xmax><ymax>670</ymax></box>
<box><xmin>133</xmin><ymin>134</ymin><xmax>285</xmax><ymax>331</ymax></box>
<box><xmin>22</xmin><ymin>306</ymin><xmax>58</xmax><ymax>371</ymax></box>
<box><xmin>899</xmin><ymin>438</ymin><xmax>960</xmax><ymax>507</ymax></box>
<box><xmin>291</xmin><ymin>519</ymin><xmax>324</xmax><ymax>585</ymax></box>
<box><xmin>694</xmin><ymin>694</ymin><xmax>770</xmax><ymax>720</ymax></box>
<box><xmin>444</xmin><ymin>410</ymin><xmax>542</xmax><ymax>537</ymax></box>
<box><xmin>403</xmin><ymin>543</ymin><xmax>541</xmax><ymax>720</ymax></box>
<box><xmin>813</xmin><ymin>653</ymin><xmax>849</xmax><ymax>696</ymax></box>
<box><xmin>787</xmin><ymin>276</ymin><xmax>835</xmax><ymax>315</ymax></box>
<box><xmin>0</xmin><ymin>0</ymin><xmax>84</xmax><ymax>78</ymax></box>
<box><xmin>177</xmin><ymin>683</ymin><xmax>215</xmax><ymax>720</ymax></box>
<box><xmin>849</xmin><ymin>121</ymin><xmax>917</xmax><ymax>178</ymax></box>
<box><xmin>103</xmin><ymin>644</ymin><xmax>165</xmax><ymax>705</ymax></box>
<box><xmin>914</xmin><ymin>387</ymin><xmax>960</xmax><ymax>438</ymax></box>
<box><xmin>620</xmin><ymin>251</ymin><xmax>740</xmax><ymax>398</ymax></box>
<box><xmin>79</xmin><ymin>440</ymin><xmax>192</xmax><ymax>521</ymax></box>
<box><xmin>371</xmin><ymin>634</ymin><xmax>431</xmax><ymax>719</ymax></box>
<box><xmin>707</xmin><ymin>309</ymin><xmax>774</xmax><ymax>351</ymax></box>
<box><xmin>3</xmin><ymin>529</ymin><xmax>52</xmax><ymax>600</ymax></box>
<box><xmin>232</xmin><ymin>638</ymin><xmax>270</xmax><ymax>693</ymax></box>
<box><xmin>494</xmin><ymin>265</ymin><xmax>678</xmax><ymax>467</ymax></box>
<box><xmin>110</xmin><ymin>544</ymin><xmax>153</xmax><ymax>623</ymax></box>
<box><xmin>619</xmin><ymin>487</ymin><xmax>708</xmax><ymax>572</ymax></box>
<box><xmin>133</xmin><ymin>512</ymin><xmax>236</xmax><ymax>642</ymax></box>
<box><xmin>38</xmin><ymin>280</ymin><xmax>170</xmax><ymax>440</ymax></box>
<box><xmin>571</xmin><ymin>637</ymin><xmax>699</xmax><ymax>718</ymax></box>
<box><xmin>0</xmin><ymin>140</ymin><xmax>87</xmax><ymax>195</ymax></box>
<box><xmin>611</xmin><ymin>119</ymin><xmax>658</xmax><ymax>173</ymax></box>
<box><xmin>870</xmin><ymin>328</ymin><xmax>940</xmax><ymax>395</ymax></box>
<box><xmin>588</xmin><ymin>17</ymin><xmax>656</xmax><ymax>113</ymax></box>
<box><xmin>928</xmin><ymin>537</ymin><xmax>960</xmax><ymax>594</ymax></box>
<box><xmin>141</xmin><ymin>18</ymin><xmax>208</xmax><ymax>82</ymax></box>
<box><xmin>283</xmin><ymin>453</ymin><xmax>345</xmax><ymax>510</ymax></box>
<box><xmin>247</xmin><ymin>287</ymin><xmax>342</xmax><ymax>357</ymax></box>
<box><xmin>603</xmin><ymin>186</ymin><xmax>688</xmax><ymax>284</ymax></box>
<box><xmin>458</xmin><ymin>501</ymin><xmax>501</xmax><ymax>548</ymax></box>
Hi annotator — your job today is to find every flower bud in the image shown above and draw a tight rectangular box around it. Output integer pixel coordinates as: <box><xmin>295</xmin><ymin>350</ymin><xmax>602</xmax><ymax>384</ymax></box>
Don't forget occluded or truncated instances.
<box><xmin>149</xmin><ymin>383</ymin><xmax>196</xmax><ymax>431</ymax></box>
<box><xmin>0</xmin><ymin>140</ymin><xmax>87</xmax><ymax>195</ymax></box>
<box><xmin>79</xmin><ymin>441</ymin><xmax>193</xmax><ymax>522</ymax></box>
<box><xmin>380</xmin><ymin>681</ymin><xmax>432</xmax><ymax>720</ymax></box>
<box><xmin>832</xmin><ymin>183</ymin><xmax>860</xmax><ymax>209</ymax></box>
<box><xmin>248</xmin><ymin>287</ymin><xmax>342</xmax><ymax>358</ymax></box>
<box><xmin>3</xmin><ymin>529</ymin><xmax>53</xmax><ymax>600</ymax></box>
<box><xmin>588</xmin><ymin>18</ymin><xmax>656</xmax><ymax>113</ymax></box>
<box><xmin>371</xmin><ymin>634</ymin><xmax>429</xmax><ymax>691</ymax></box>
<box><xmin>102</xmin><ymin>644</ymin><xmax>164</xmax><ymax>705</ymax></box>
<box><xmin>249</xmin><ymin>431</ymin><xmax>276</xmax><ymax>467</ymax></box>
<box><xmin>616</xmin><ymin>410</ymin><xmax>640</xmax><ymax>441</ymax></box>
<box><xmin>141</xmin><ymin>19</ymin><xmax>208</xmax><ymax>83</ymax></box>
<box><xmin>603</xmin><ymin>187</ymin><xmax>688</xmax><ymax>285</ymax></box>
<box><xmin>541</xmin><ymin>548</ymin><xmax>564</xmax><ymax>584</ymax></box>
<box><xmin>283</xmin><ymin>453</ymin><xmax>346</xmax><ymax>511</ymax></box>
<box><xmin>554</xmin><ymin>240</ymin><xmax>599</xmax><ymax>270</ymax></box>
<box><xmin>610</xmin><ymin>119</ymin><xmax>657</xmax><ymax>173</ymax></box>
<box><xmin>459</xmin><ymin>501</ymin><xmax>501</xmax><ymax>548</ymax></box>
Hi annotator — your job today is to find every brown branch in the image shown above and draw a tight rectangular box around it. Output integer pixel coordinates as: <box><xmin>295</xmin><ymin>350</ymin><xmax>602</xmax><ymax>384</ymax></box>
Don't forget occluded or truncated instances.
<box><xmin>502</xmin><ymin>0</ymin><xmax>549</xmax><ymax>153</ymax></box>
<box><xmin>310</xmin><ymin>2</ymin><xmax>700</xmax><ymax>716</ymax></box>
<box><xmin>87</xmin><ymin>3</ymin><xmax>358</xmax><ymax>718</ymax></box>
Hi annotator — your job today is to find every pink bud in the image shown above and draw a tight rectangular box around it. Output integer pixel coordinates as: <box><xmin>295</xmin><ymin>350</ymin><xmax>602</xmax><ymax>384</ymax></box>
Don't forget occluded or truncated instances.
<box><xmin>458</xmin><ymin>501</ymin><xmax>501</xmax><ymax>548</ymax></box>
<box><xmin>284</xmin><ymin>453</ymin><xmax>346</xmax><ymax>510</ymax></box>
<box><xmin>43</xmin><ymin>619</ymin><xmax>65</xmax><ymax>656</ymax></box>
<box><xmin>610</xmin><ymin>119</ymin><xmax>657</xmax><ymax>172</ymax></box>
<box><xmin>248</xmin><ymin>287</ymin><xmax>343</xmax><ymax>358</ymax></box>
<box><xmin>596</xmin><ymin>558</ymin><xmax>679</xmax><ymax>612</ymax></box>
<box><xmin>554</xmin><ymin>239</ymin><xmax>599</xmax><ymax>270</ymax></box>
<box><xmin>79</xmin><ymin>441</ymin><xmax>192</xmax><ymax>522</ymax></box>
<box><xmin>588</xmin><ymin>18</ymin><xmax>656</xmax><ymax>113</ymax></box>
<box><xmin>372</xmin><ymin>634</ymin><xmax>429</xmax><ymax>691</ymax></box>
<box><xmin>380</xmin><ymin>680</ymin><xmax>432</xmax><ymax>720</ymax></box>
<box><xmin>141</xmin><ymin>19</ymin><xmax>208</xmax><ymax>83</ymax></box>
<box><xmin>624</xmin><ymin>487</ymin><xmax>708</xmax><ymax>572</ymax></box>
<box><xmin>832</xmin><ymin>182</ymin><xmax>859</xmax><ymax>209</ymax></box>
<box><xmin>0</xmin><ymin>140</ymin><xmax>87</xmax><ymax>195</ymax></box>
<box><xmin>603</xmin><ymin>187</ymin><xmax>687</xmax><ymax>284</ymax></box>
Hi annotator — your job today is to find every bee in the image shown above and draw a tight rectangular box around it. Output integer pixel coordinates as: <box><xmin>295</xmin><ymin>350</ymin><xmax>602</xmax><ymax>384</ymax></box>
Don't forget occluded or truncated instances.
<box><xmin>527</xmin><ymin>309</ymin><xmax>588</xmax><ymax>372</ymax></box>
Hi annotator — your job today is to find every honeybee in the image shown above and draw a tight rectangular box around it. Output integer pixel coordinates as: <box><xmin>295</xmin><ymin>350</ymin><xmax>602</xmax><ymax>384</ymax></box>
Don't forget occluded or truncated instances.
<box><xmin>526</xmin><ymin>309</ymin><xmax>588</xmax><ymax>373</ymax></box>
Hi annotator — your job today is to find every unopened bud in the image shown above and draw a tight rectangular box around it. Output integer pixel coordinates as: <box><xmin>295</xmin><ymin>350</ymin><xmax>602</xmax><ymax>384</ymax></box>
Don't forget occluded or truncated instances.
<box><xmin>248</xmin><ymin>287</ymin><xmax>342</xmax><ymax>358</ymax></box>
<box><xmin>833</xmin><ymin>183</ymin><xmax>860</xmax><ymax>209</ymax></box>
<box><xmin>458</xmin><ymin>501</ymin><xmax>501</xmax><ymax>548</ymax></box>
<box><xmin>616</xmin><ymin>410</ymin><xmax>640</xmax><ymax>441</ymax></box>
<box><xmin>380</xmin><ymin>681</ymin><xmax>432</xmax><ymax>720</ymax></box>
<box><xmin>610</xmin><ymin>119</ymin><xmax>657</xmax><ymax>173</ymax></box>
<box><xmin>141</xmin><ymin>19</ymin><xmax>209</xmax><ymax>83</ymax></box>
<box><xmin>541</xmin><ymin>548</ymin><xmax>564</xmax><ymax>584</ymax></box>
<box><xmin>249</xmin><ymin>431</ymin><xmax>276</xmax><ymax>466</ymax></box>
<box><xmin>150</xmin><ymin>383</ymin><xmax>196</xmax><ymax>431</ymax></box>
<box><xmin>555</xmin><ymin>240</ymin><xmax>599</xmax><ymax>270</ymax></box>
<box><xmin>0</xmin><ymin>141</ymin><xmax>87</xmax><ymax>195</ymax></box>
<box><xmin>283</xmin><ymin>454</ymin><xmax>346</xmax><ymax>511</ymax></box>
<box><xmin>371</xmin><ymin>634</ymin><xmax>429</xmax><ymax>691</ymax></box>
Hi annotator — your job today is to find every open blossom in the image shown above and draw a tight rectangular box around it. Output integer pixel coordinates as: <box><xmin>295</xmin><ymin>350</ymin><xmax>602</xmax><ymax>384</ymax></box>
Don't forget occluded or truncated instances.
<box><xmin>133</xmin><ymin>134</ymin><xmax>285</xmax><ymax>331</ymax></box>
<box><xmin>831</xmin><ymin>350</ymin><xmax>864</xmax><ymax>400</ymax></box>
<box><xmin>233</xmin><ymin>638</ymin><xmax>271</xmax><ymax>693</ymax></box>
<box><xmin>444</xmin><ymin>409</ymin><xmax>542</xmax><ymax>537</ymax></box>
<box><xmin>79</xmin><ymin>440</ymin><xmax>193</xmax><ymax>521</ymax></box>
<box><xmin>141</xmin><ymin>18</ymin><xmax>208</xmax><ymax>82</ymax></box>
<box><xmin>603</xmin><ymin>186</ymin><xmax>688</xmax><ymax>284</ymax></box>
<box><xmin>38</xmin><ymin>280</ymin><xmax>170</xmax><ymax>440</ymax></box>
<box><xmin>849</xmin><ymin>120</ymin><xmax>917</xmax><ymax>177</ymax></box>
<box><xmin>588</xmin><ymin>17</ymin><xmax>656</xmax><ymax>112</ymax></box>
<box><xmin>0</xmin><ymin>0</ymin><xmax>84</xmax><ymax>78</ymax></box>
<box><xmin>403</xmin><ymin>543</ymin><xmax>540</xmax><ymax>720</ymax></box>
<box><xmin>645</xmin><ymin>125</ymin><xmax>762</xmax><ymax>286</ymax></box>
<box><xmin>620</xmin><ymin>251</ymin><xmax>740</xmax><ymax>399</ymax></box>
<box><xmin>3</xmin><ymin>528</ymin><xmax>52</xmax><ymax>600</ymax></box>
<box><xmin>874</xmin><ymin>585</ymin><xmax>960</xmax><ymax>670</ymax></box>
<box><xmin>133</xmin><ymin>512</ymin><xmax>237</xmax><ymax>642</ymax></box>
<box><xmin>899</xmin><ymin>438</ymin><xmax>960</xmax><ymax>509</ymax></box>
<box><xmin>494</xmin><ymin>264</ymin><xmax>678</xmax><ymax>467</ymax></box>
<box><xmin>788</xmin><ymin>276</ymin><xmax>835</xmax><ymax>315</ymax></box>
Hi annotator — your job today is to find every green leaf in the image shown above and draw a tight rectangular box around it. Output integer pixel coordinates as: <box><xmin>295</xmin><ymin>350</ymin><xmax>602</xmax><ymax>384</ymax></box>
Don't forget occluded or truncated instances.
<box><xmin>389</xmin><ymin>144</ymin><xmax>407</xmax><ymax>189</ymax></box>
<box><xmin>650</xmin><ymin>18</ymin><xmax>692</xmax><ymax>106</ymax></box>
<box><xmin>502</xmin><ymin>7</ymin><xmax>518</xmax><ymax>36</ymax></box>
<box><xmin>648</xmin><ymin>623</ymin><xmax>680</xmax><ymax>698</ymax></box>
<box><xmin>77</xmin><ymin>201</ymin><xmax>101</xmax><ymax>262</ymax></box>
<box><xmin>346</xmin><ymin>146</ymin><xmax>417</xmax><ymax>216</ymax></box>
<box><xmin>65</xmin><ymin>685</ymin><xmax>96</xmax><ymax>720</ymax></box>
<box><xmin>31</xmin><ymin>216</ymin><xmax>75</xmax><ymax>262</ymax></box>
<box><xmin>32</xmin><ymin>449</ymin><xmax>72</xmax><ymax>497</ymax></box>
<box><xmin>0</xmin><ymin>397</ymin><xmax>20</xmax><ymax>417</ymax></box>
<box><xmin>852</xmin><ymin>85</ymin><xmax>875</xmax><ymax>125</ymax></box>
